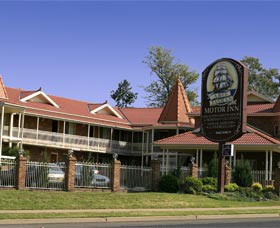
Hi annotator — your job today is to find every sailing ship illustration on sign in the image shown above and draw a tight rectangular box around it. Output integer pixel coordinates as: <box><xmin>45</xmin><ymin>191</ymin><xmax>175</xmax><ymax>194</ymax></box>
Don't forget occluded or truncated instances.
<box><xmin>206</xmin><ymin>61</ymin><xmax>238</xmax><ymax>106</ymax></box>
<box><xmin>213</xmin><ymin>63</ymin><xmax>234</xmax><ymax>92</ymax></box>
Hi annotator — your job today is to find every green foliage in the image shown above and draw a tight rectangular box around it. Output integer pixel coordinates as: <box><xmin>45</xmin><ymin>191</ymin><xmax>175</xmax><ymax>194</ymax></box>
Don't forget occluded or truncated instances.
<box><xmin>232</xmin><ymin>160</ymin><xmax>253</xmax><ymax>187</ymax></box>
<box><xmin>240</xmin><ymin>56</ymin><xmax>280</xmax><ymax>99</ymax></box>
<box><xmin>201</xmin><ymin>177</ymin><xmax>217</xmax><ymax>187</ymax></box>
<box><xmin>2</xmin><ymin>146</ymin><xmax>29</xmax><ymax>159</ymax></box>
<box><xmin>224</xmin><ymin>183</ymin><xmax>239</xmax><ymax>192</ymax></box>
<box><xmin>202</xmin><ymin>184</ymin><xmax>217</xmax><ymax>193</ymax></box>
<box><xmin>207</xmin><ymin>153</ymin><xmax>218</xmax><ymax>178</ymax></box>
<box><xmin>184</xmin><ymin>177</ymin><xmax>203</xmax><ymax>194</ymax></box>
<box><xmin>263</xmin><ymin>185</ymin><xmax>275</xmax><ymax>193</ymax></box>
<box><xmin>143</xmin><ymin>46</ymin><xmax>199</xmax><ymax>107</ymax></box>
<box><xmin>251</xmin><ymin>182</ymin><xmax>263</xmax><ymax>192</ymax></box>
<box><xmin>110</xmin><ymin>79</ymin><xmax>138</xmax><ymax>108</ymax></box>
<box><xmin>159</xmin><ymin>175</ymin><xmax>179</xmax><ymax>193</ymax></box>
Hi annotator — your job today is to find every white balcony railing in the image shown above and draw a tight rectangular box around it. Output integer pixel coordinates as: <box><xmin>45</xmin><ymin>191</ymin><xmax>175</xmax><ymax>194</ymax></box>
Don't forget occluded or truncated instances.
<box><xmin>2</xmin><ymin>127</ymin><xmax>142</xmax><ymax>155</ymax></box>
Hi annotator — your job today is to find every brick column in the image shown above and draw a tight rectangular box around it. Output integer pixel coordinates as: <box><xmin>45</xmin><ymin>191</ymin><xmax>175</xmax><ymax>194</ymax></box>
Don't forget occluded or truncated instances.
<box><xmin>190</xmin><ymin>163</ymin><xmax>198</xmax><ymax>178</ymax></box>
<box><xmin>225</xmin><ymin>165</ymin><xmax>231</xmax><ymax>185</ymax></box>
<box><xmin>112</xmin><ymin>159</ymin><xmax>121</xmax><ymax>192</ymax></box>
<box><xmin>16</xmin><ymin>156</ymin><xmax>27</xmax><ymax>190</ymax></box>
<box><xmin>65</xmin><ymin>155</ymin><xmax>77</xmax><ymax>192</ymax></box>
<box><xmin>274</xmin><ymin>167</ymin><xmax>280</xmax><ymax>195</ymax></box>
<box><xmin>151</xmin><ymin>160</ymin><xmax>161</xmax><ymax>192</ymax></box>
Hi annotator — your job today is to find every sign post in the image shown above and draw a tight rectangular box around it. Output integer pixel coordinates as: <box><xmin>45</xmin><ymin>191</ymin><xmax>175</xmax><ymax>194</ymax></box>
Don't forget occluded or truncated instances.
<box><xmin>201</xmin><ymin>58</ymin><xmax>248</xmax><ymax>193</ymax></box>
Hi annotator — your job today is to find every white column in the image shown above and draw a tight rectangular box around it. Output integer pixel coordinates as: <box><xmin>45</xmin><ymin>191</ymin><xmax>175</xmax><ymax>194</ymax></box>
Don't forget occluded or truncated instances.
<box><xmin>87</xmin><ymin>124</ymin><xmax>90</xmax><ymax>150</ymax></box>
<box><xmin>265</xmin><ymin>150</ymin><xmax>268</xmax><ymax>181</ymax></box>
<box><xmin>9</xmin><ymin>113</ymin><xmax>15</xmax><ymax>148</ymax></box>
<box><xmin>176</xmin><ymin>128</ymin><xmax>179</xmax><ymax>135</ymax></box>
<box><xmin>195</xmin><ymin>149</ymin><xmax>199</xmax><ymax>165</ymax></box>
<box><xmin>36</xmin><ymin>117</ymin><xmax>40</xmax><ymax>142</ymax></box>
<box><xmin>0</xmin><ymin>106</ymin><xmax>5</xmax><ymax>159</ymax></box>
<box><xmin>199</xmin><ymin>149</ymin><xmax>203</xmax><ymax>168</ymax></box>
<box><xmin>17</xmin><ymin>113</ymin><xmax>21</xmax><ymax>138</ymax></box>
<box><xmin>141</xmin><ymin>131</ymin><xmax>144</xmax><ymax>168</ymax></box>
<box><xmin>233</xmin><ymin>149</ymin><xmax>236</xmax><ymax>168</ymax></box>
<box><xmin>110</xmin><ymin>128</ymin><xmax>113</xmax><ymax>152</ymax></box>
<box><xmin>20</xmin><ymin>111</ymin><xmax>25</xmax><ymax>150</ymax></box>
<box><xmin>162</xmin><ymin>149</ymin><xmax>165</xmax><ymax>175</ymax></box>
<box><xmin>63</xmin><ymin>121</ymin><xmax>66</xmax><ymax>147</ymax></box>
<box><xmin>131</xmin><ymin>131</ymin><xmax>134</xmax><ymax>153</ymax></box>
<box><xmin>166</xmin><ymin>149</ymin><xmax>169</xmax><ymax>175</ymax></box>
<box><xmin>151</xmin><ymin>128</ymin><xmax>154</xmax><ymax>155</ymax></box>
<box><xmin>269</xmin><ymin>151</ymin><xmax>273</xmax><ymax>181</ymax></box>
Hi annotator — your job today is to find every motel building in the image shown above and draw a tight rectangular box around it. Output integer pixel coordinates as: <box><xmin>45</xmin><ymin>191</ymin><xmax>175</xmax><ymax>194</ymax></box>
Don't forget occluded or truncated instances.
<box><xmin>0</xmin><ymin>75</ymin><xmax>280</xmax><ymax>184</ymax></box>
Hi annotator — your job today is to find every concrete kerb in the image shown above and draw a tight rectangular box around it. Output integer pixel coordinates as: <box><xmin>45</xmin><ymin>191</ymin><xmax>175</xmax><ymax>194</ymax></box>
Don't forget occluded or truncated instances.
<box><xmin>0</xmin><ymin>214</ymin><xmax>279</xmax><ymax>225</ymax></box>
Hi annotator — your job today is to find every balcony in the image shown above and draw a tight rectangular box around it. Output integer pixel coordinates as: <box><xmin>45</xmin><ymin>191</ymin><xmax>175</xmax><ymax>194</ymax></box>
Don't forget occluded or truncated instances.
<box><xmin>2</xmin><ymin>127</ymin><xmax>142</xmax><ymax>155</ymax></box>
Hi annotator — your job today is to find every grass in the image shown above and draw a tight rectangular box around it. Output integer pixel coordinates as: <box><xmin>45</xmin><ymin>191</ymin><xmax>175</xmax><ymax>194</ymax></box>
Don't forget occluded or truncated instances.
<box><xmin>0</xmin><ymin>190</ymin><xmax>280</xmax><ymax>210</ymax></box>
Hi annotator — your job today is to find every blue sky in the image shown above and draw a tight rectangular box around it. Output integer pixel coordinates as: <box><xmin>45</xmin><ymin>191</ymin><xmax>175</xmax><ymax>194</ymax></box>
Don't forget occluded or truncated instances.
<box><xmin>0</xmin><ymin>1</ymin><xmax>279</xmax><ymax>106</ymax></box>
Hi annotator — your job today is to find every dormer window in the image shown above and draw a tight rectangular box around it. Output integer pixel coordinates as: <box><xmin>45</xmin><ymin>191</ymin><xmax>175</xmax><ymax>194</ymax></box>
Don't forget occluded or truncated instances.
<box><xmin>20</xmin><ymin>88</ymin><xmax>59</xmax><ymax>108</ymax></box>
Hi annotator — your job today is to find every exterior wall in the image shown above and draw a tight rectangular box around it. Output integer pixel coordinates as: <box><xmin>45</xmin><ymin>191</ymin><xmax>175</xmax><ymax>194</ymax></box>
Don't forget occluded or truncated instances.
<box><xmin>38</xmin><ymin>118</ymin><xmax>52</xmax><ymax>132</ymax></box>
<box><xmin>24</xmin><ymin>115</ymin><xmax>37</xmax><ymax>129</ymax></box>
<box><xmin>75</xmin><ymin>123</ymin><xmax>88</xmax><ymax>136</ymax></box>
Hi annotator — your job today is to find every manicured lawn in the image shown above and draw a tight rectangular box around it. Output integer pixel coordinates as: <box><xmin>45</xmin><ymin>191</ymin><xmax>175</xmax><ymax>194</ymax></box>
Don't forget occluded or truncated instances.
<box><xmin>0</xmin><ymin>190</ymin><xmax>279</xmax><ymax>210</ymax></box>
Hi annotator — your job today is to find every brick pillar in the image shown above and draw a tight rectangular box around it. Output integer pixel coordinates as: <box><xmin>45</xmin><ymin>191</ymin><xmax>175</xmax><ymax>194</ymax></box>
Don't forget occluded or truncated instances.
<box><xmin>65</xmin><ymin>155</ymin><xmax>77</xmax><ymax>192</ymax></box>
<box><xmin>151</xmin><ymin>160</ymin><xmax>161</xmax><ymax>192</ymax></box>
<box><xmin>274</xmin><ymin>167</ymin><xmax>280</xmax><ymax>195</ymax></box>
<box><xmin>16</xmin><ymin>156</ymin><xmax>27</xmax><ymax>190</ymax></box>
<box><xmin>190</xmin><ymin>163</ymin><xmax>198</xmax><ymax>178</ymax></box>
<box><xmin>225</xmin><ymin>165</ymin><xmax>231</xmax><ymax>185</ymax></box>
<box><xmin>111</xmin><ymin>159</ymin><xmax>121</xmax><ymax>192</ymax></box>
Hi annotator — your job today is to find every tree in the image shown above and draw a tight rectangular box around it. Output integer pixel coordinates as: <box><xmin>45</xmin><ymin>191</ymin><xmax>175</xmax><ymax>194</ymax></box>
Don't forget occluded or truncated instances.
<box><xmin>143</xmin><ymin>46</ymin><xmax>199</xmax><ymax>107</ymax></box>
<box><xmin>111</xmin><ymin>79</ymin><xmax>138</xmax><ymax>108</ymax></box>
<box><xmin>240</xmin><ymin>56</ymin><xmax>280</xmax><ymax>99</ymax></box>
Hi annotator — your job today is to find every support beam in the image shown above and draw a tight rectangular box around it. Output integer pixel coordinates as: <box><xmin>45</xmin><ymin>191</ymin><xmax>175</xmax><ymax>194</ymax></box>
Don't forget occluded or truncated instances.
<box><xmin>269</xmin><ymin>150</ymin><xmax>273</xmax><ymax>181</ymax></box>
<box><xmin>199</xmin><ymin>149</ymin><xmax>203</xmax><ymax>168</ymax></box>
<box><xmin>63</xmin><ymin>121</ymin><xmax>66</xmax><ymax>147</ymax></box>
<box><xmin>36</xmin><ymin>117</ymin><xmax>40</xmax><ymax>141</ymax></box>
<box><xmin>196</xmin><ymin>149</ymin><xmax>199</xmax><ymax>164</ymax></box>
<box><xmin>20</xmin><ymin>111</ymin><xmax>25</xmax><ymax>150</ymax></box>
<box><xmin>233</xmin><ymin>149</ymin><xmax>236</xmax><ymax>168</ymax></box>
<box><xmin>265</xmin><ymin>150</ymin><xmax>268</xmax><ymax>181</ymax></box>
<box><xmin>9</xmin><ymin>113</ymin><xmax>15</xmax><ymax>148</ymax></box>
<box><xmin>0</xmin><ymin>106</ymin><xmax>5</xmax><ymax>159</ymax></box>
<box><xmin>141</xmin><ymin>131</ymin><xmax>144</xmax><ymax>168</ymax></box>
<box><xmin>166</xmin><ymin>149</ymin><xmax>169</xmax><ymax>175</ymax></box>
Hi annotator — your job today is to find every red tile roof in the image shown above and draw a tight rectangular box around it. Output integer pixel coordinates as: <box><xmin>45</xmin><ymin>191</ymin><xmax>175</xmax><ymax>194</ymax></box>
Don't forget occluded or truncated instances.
<box><xmin>155</xmin><ymin>126</ymin><xmax>280</xmax><ymax>146</ymax></box>
<box><xmin>158</xmin><ymin>78</ymin><xmax>192</xmax><ymax>124</ymax></box>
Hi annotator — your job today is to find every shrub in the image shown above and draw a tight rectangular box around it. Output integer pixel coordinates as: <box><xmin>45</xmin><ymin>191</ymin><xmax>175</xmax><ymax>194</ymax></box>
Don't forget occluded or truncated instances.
<box><xmin>224</xmin><ymin>183</ymin><xmax>239</xmax><ymax>192</ymax></box>
<box><xmin>251</xmin><ymin>182</ymin><xmax>263</xmax><ymax>192</ymax></box>
<box><xmin>263</xmin><ymin>185</ymin><xmax>275</xmax><ymax>193</ymax></box>
<box><xmin>159</xmin><ymin>175</ymin><xmax>179</xmax><ymax>193</ymax></box>
<box><xmin>207</xmin><ymin>153</ymin><xmax>218</xmax><ymax>178</ymax></box>
<box><xmin>202</xmin><ymin>184</ymin><xmax>217</xmax><ymax>193</ymax></box>
<box><xmin>184</xmin><ymin>177</ymin><xmax>203</xmax><ymax>194</ymax></box>
<box><xmin>201</xmin><ymin>177</ymin><xmax>217</xmax><ymax>187</ymax></box>
<box><xmin>232</xmin><ymin>160</ymin><xmax>253</xmax><ymax>187</ymax></box>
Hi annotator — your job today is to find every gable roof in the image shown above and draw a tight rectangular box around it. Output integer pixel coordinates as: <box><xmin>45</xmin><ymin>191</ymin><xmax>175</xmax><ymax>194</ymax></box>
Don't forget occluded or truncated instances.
<box><xmin>0</xmin><ymin>76</ymin><xmax>8</xmax><ymax>100</ymax></box>
<box><xmin>20</xmin><ymin>88</ymin><xmax>60</xmax><ymax>108</ymax></box>
<box><xmin>247</xmin><ymin>91</ymin><xmax>274</xmax><ymax>104</ymax></box>
<box><xmin>90</xmin><ymin>102</ymin><xmax>123</xmax><ymax>119</ymax></box>
<box><xmin>158</xmin><ymin>78</ymin><xmax>192</xmax><ymax>124</ymax></box>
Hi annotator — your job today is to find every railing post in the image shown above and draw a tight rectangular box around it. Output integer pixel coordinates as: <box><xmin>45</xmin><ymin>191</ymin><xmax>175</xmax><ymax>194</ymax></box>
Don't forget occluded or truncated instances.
<box><xmin>274</xmin><ymin>167</ymin><xmax>280</xmax><ymax>195</ymax></box>
<box><xmin>111</xmin><ymin>158</ymin><xmax>121</xmax><ymax>192</ymax></box>
<box><xmin>225</xmin><ymin>165</ymin><xmax>231</xmax><ymax>185</ymax></box>
<box><xmin>151</xmin><ymin>159</ymin><xmax>160</xmax><ymax>192</ymax></box>
<box><xmin>16</xmin><ymin>156</ymin><xmax>27</xmax><ymax>190</ymax></box>
<box><xmin>65</xmin><ymin>151</ymin><xmax>77</xmax><ymax>192</ymax></box>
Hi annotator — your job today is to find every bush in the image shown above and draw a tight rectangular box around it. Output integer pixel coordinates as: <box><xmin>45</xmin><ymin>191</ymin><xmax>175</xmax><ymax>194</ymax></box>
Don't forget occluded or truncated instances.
<box><xmin>207</xmin><ymin>153</ymin><xmax>218</xmax><ymax>178</ymax></box>
<box><xmin>201</xmin><ymin>177</ymin><xmax>217</xmax><ymax>187</ymax></box>
<box><xmin>224</xmin><ymin>183</ymin><xmax>239</xmax><ymax>192</ymax></box>
<box><xmin>232</xmin><ymin>160</ymin><xmax>253</xmax><ymax>187</ymax></box>
<box><xmin>251</xmin><ymin>182</ymin><xmax>263</xmax><ymax>192</ymax></box>
<box><xmin>202</xmin><ymin>184</ymin><xmax>217</xmax><ymax>193</ymax></box>
<box><xmin>184</xmin><ymin>177</ymin><xmax>203</xmax><ymax>194</ymax></box>
<box><xmin>159</xmin><ymin>175</ymin><xmax>179</xmax><ymax>193</ymax></box>
<box><xmin>263</xmin><ymin>185</ymin><xmax>275</xmax><ymax>193</ymax></box>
